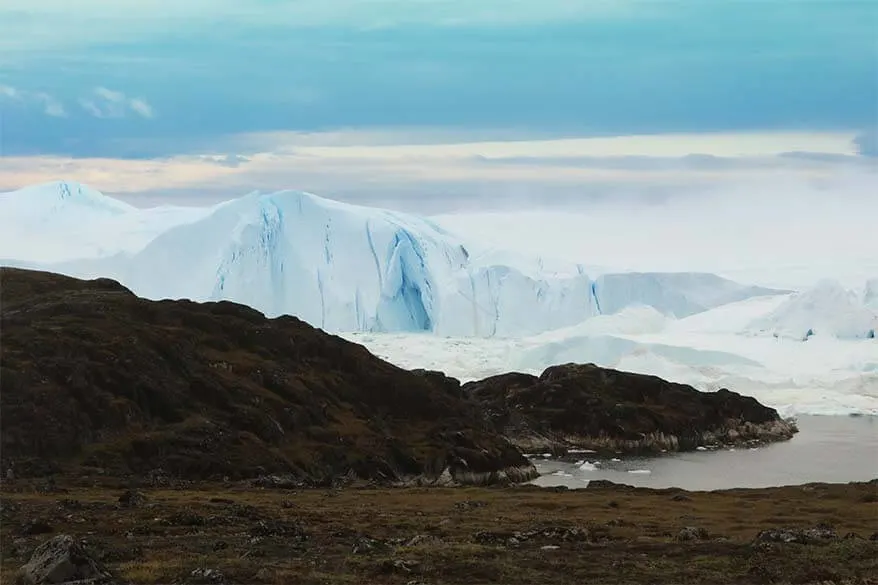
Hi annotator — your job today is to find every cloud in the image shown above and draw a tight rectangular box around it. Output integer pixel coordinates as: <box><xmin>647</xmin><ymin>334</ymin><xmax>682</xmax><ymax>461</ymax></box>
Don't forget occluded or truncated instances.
<box><xmin>211</xmin><ymin>154</ymin><xmax>251</xmax><ymax>168</ymax></box>
<box><xmin>0</xmin><ymin>84</ymin><xmax>67</xmax><ymax>117</ymax></box>
<box><xmin>0</xmin><ymin>130</ymin><xmax>874</xmax><ymax>214</ymax></box>
<box><xmin>128</xmin><ymin>98</ymin><xmax>155</xmax><ymax>118</ymax></box>
<box><xmin>79</xmin><ymin>87</ymin><xmax>155</xmax><ymax>119</ymax></box>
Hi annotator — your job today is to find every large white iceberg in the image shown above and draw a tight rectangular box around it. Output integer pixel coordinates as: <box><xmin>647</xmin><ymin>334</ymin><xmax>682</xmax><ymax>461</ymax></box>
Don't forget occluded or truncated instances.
<box><xmin>1</xmin><ymin>181</ymin><xmax>784</xmax><ymax>337</ymax></box>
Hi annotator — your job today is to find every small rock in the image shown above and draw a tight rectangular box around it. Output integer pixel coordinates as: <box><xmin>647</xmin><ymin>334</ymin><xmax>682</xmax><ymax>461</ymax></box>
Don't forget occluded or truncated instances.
<box><xmin>540</xmin><ymin>545</ymin><xmax>560</xmax><ymax>551</ymax></box>
<box><xmin>754</xmin><ymin>525</ymin><xmax>838</xmax><ymax>545</ymax></box>
<box><xmin>190</xmin><ymin>567</ymin><xmax>225</xmax><ymax>583</ymax></box>
<box><xmin>19</xmin><ymin>534</ymin><xmax>115</xmax><ymax>585</ymax></box>
<box><xmin>677</xmin><ymin>527</ymin><xmax>709</xmax><ymax>541</ymax></box>
<box><xmin>118</xmin><ymin>489</ymin><xmax>147</xmax><ymax>508</ymax></box>
<box><xmin>473</xmin><ymin>530</ymin><xmax>513</xmax><ymax>545</ymax></box>
<box><xmin>404</xmin><ymin>534</ymin><xmax>436</xmax><ymax>547</ymax></box>
<box><xmin>352</xmin><ymin>536</ymin><xmax>385</xmax><ymax>555</ymax></box>
<box><xmin>671</xmin><ymin>494</ymin><xmax>692</xmax><ymax>502</ymax></box>
<box><xmin>380</xmin><ymin>559</ymin><xmax>419</xmax><ymax>574</ymax></box>
<box><xmin>212</xmin><ymin>541</ymin><xmax>228</xmax><ymax>551</ymax></box>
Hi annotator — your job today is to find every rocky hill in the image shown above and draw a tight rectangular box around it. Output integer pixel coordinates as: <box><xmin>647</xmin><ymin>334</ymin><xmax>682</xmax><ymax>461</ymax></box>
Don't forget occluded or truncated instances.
<box><xmin>464</xmin><ymin>363</ymin><xmax>796</xmax><ymax>454</ymax></box>
<box><xmin>0</xmin><ymin>268</ymin><xmax>797</xmax><ymax>487</ymax></box>
<box><xmin>0</xmin><ymin>268</ymin><xmax>531</xmax><ymax>485</ymax></box>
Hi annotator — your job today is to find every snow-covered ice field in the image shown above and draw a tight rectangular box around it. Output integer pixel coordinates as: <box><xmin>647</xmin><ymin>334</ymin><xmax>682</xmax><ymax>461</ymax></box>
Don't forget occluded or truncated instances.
<box><xmin>344</xmin><ymin>302</ymin><xmax>878</xmax><ymax>417</ymax></box>
<box><xmin>2</xmin><ymin>179</ymin><xmax>876</xmax><ymax>418</ymax></box>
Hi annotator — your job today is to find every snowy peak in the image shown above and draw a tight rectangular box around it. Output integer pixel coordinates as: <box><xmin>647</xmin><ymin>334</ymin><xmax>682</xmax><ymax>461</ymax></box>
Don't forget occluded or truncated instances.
<box><xmin>1</xmin><ymin>180</ymin><xmax>135</xmax><ymax>216</ymax></box>
<box><xmin>747</xmin><ymin>280</ymin><xmax>877</xmax><ymax>340</ymax></box>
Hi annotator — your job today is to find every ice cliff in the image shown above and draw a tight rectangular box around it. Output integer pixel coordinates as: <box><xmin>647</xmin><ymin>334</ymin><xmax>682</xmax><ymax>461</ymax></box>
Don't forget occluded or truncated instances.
<box><xmin>1</xmin><ymin>181</ymin><xmax>786</xmax><ymax>337</ymax></box>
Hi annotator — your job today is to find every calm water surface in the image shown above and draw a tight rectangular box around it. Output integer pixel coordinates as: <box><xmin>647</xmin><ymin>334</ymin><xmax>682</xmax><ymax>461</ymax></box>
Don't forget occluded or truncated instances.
<box><xmin>529</xmin><ymin>415</ymin><xmax>878</xmax><ymax>491</ymax></box>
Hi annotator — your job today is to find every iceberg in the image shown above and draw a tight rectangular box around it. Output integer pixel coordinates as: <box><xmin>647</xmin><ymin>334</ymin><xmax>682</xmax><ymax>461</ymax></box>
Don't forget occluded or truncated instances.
<box><xmin>746</xmin><ymin>280</ymin><xmax>878</xmax><ymax>340</ymax></box>
<box><xmin>0</xmin><ymin>181</ymin><xmax>788</xmax><ymax>337</ymax></box>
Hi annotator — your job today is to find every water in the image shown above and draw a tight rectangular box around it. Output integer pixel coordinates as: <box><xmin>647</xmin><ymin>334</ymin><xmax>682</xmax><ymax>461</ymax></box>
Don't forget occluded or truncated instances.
<box><xmin>529</xmin><ymin>415</ymin><xmax>878</xmax><ymax>491</ymax></box>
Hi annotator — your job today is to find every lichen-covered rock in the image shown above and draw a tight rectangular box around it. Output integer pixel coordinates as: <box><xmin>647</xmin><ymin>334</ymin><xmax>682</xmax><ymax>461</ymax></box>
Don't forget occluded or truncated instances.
<box><xmin>677</xmin><ymin>526</ymin><xmax>709</xmax><ymax>541</ymax></box>
<box><xmin>754</xmin><ymin>524</ymin><xmax>838</xmax><ymax>545</ymax></box>
<box><xmin>19</xmin><ymin>535</ymin><xmax>115</xmax><ymax>585</ymax></box>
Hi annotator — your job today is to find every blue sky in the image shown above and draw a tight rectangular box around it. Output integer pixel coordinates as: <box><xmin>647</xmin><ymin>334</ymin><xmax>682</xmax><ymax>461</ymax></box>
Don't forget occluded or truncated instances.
<box><xmin>0</xmin><ymin>0</ymin><xmax>876</xmax><ymax>207</ymax></box>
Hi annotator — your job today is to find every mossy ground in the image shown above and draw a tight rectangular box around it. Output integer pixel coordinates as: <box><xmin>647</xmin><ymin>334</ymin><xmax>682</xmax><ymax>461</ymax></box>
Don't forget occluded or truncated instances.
<box><xmin>2</xmin><ymin>479</ymin><xmax>876</xmax><ymax>584</ymax></box>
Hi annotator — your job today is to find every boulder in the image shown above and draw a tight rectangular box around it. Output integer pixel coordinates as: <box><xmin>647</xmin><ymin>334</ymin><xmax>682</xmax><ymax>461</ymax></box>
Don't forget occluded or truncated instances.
<box><xmin>19</xmin><ymin>535</ymin><xmax>115</xmax><ymax>585</ymax></box>
<box><xmin>117</xmin><ymin>490</ymin><xmax>147</xmax><ymax>508</ymax></box>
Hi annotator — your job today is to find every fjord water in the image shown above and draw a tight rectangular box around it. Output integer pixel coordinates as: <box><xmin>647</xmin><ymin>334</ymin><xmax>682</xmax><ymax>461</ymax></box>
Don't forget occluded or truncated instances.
<box><xmin>530</xmin><ymin>415</ymin><xmax>878</xmax><ymax>491</ymax></box>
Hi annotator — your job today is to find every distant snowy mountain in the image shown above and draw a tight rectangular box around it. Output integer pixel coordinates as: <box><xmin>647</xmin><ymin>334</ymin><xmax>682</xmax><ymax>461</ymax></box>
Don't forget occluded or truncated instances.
<box><xmin>0</xmin><ymin>181</ymin><xmax>208</xmax><ymax>262</ymax></box>
<box><xmin>1</xmin><ymin>181</ymin><xmax>787</xmax><ymax>337</ymax></box>
<box><xmin>746</xmin><ymin>280</ymin><xmax>877</xmax><ymax>340</ymax></box>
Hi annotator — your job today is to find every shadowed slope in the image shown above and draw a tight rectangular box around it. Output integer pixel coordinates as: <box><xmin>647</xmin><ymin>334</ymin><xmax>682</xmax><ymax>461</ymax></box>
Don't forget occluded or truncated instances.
<box><xmin>0</xmin><ymin>268</ymin><xmax>531</xmax><ymax>484</ymax></box>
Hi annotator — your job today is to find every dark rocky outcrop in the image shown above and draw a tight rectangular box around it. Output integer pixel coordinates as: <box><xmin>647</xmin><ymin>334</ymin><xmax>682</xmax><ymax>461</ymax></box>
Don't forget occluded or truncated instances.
<box><xmin>0</xmin><ymin>268</ymin><xmax>532</xmax><ymax>485</ymax></box>
<box><xmin>464</xmin><ymin>363</ymin><xmax>797</xmax><ymax>454</ymax></box>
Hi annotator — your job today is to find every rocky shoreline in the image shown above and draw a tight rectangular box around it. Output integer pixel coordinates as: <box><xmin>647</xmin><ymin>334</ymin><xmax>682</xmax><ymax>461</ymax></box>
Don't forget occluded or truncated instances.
<box><xmin>513</xmin><ymin>417</ymin><xmax>799</xmax><ymax>456</ymax></box>
<box><xmin>465</xmin><ymin>364</ymin><xmax>798</xmax><ymax>457</ymax></box>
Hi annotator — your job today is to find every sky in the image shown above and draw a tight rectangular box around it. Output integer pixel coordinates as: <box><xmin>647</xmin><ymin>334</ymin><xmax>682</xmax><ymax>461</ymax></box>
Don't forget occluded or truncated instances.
<box><xmin>1</xmin><ymin>0</ymin><xmax>876</xmax><ymax>210</ymax></box>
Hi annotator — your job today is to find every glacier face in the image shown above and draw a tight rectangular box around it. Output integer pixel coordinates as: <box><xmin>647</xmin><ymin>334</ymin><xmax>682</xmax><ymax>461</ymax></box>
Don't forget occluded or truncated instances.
<box><xmin>0</xmin><ymin>181</ymin><xmax>791</xmax><ymax>337</ymax></box>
